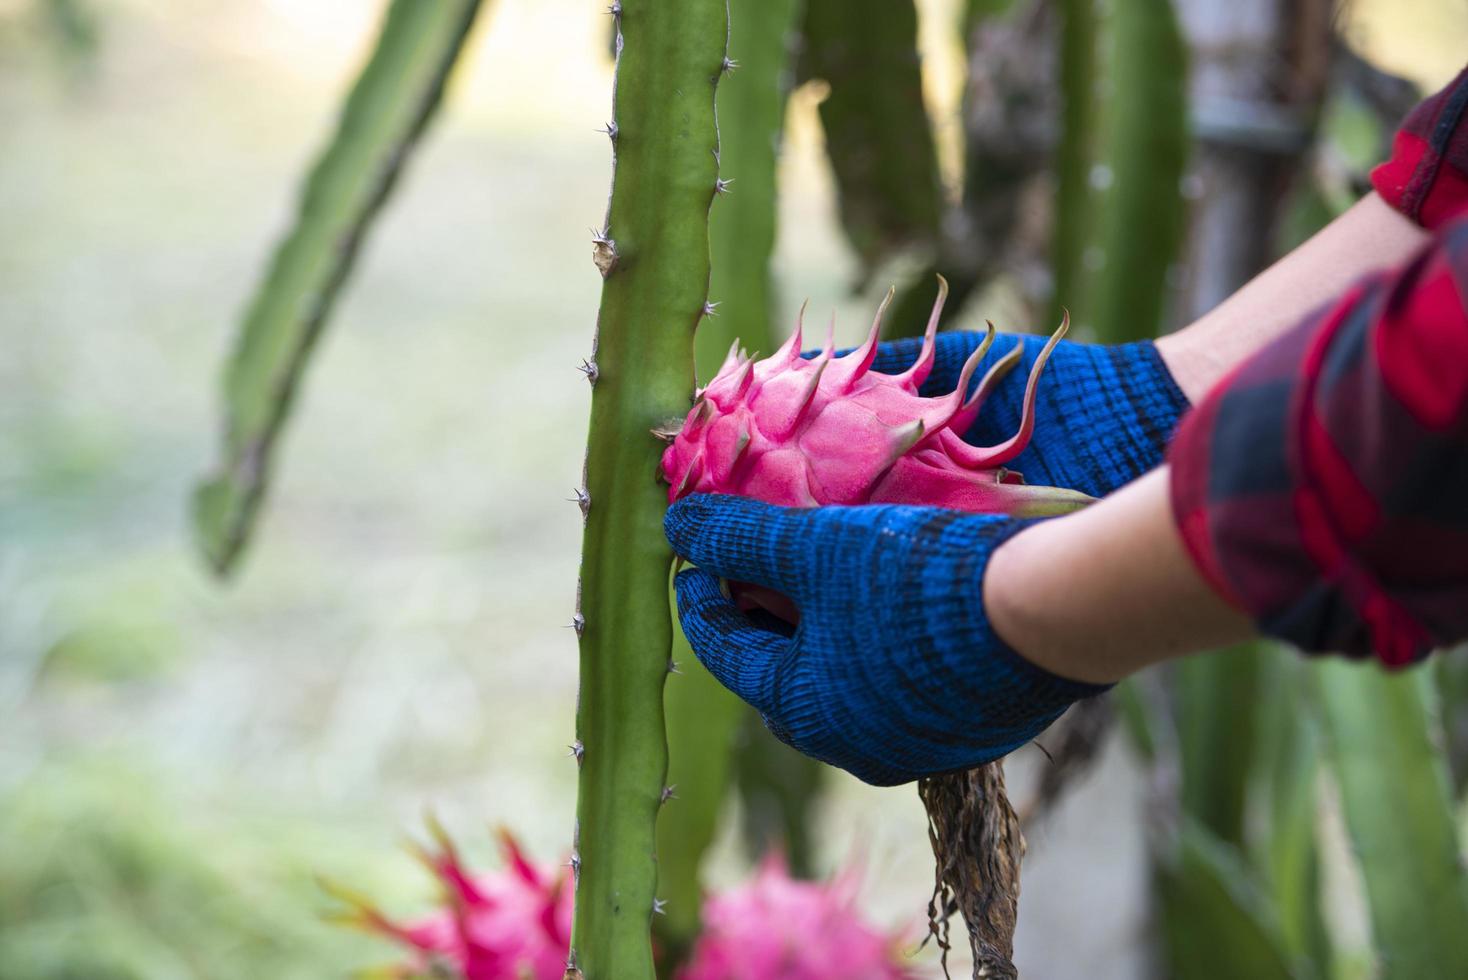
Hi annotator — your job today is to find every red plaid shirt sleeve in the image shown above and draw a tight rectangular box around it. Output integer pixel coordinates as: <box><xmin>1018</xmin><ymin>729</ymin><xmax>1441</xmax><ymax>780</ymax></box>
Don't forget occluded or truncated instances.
<box><xmin>1168</xmin><ymin>71</ymin><xmax>1468</xmax><ymax>666</ymax></box>
<box><xmin>1371</xmin><ymin>66</ymin><xmax>1468</xmax><ymax>230</ymax></box>
<box><xmin>1169</xmin><ymin>220</ymin><xmax>1468</xmax><ymax>665</ymax></box>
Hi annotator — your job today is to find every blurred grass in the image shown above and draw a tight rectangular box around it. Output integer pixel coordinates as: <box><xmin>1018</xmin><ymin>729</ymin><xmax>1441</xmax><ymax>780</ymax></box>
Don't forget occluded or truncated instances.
<box><xmin>0</xmin><ymin>758</ymin><xmax>416</xmax><ymax>979</ymax></box>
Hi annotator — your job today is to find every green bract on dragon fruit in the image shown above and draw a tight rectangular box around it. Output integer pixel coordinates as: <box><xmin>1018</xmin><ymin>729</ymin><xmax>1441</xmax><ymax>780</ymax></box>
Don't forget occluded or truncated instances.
<box><xmin>661</xmin><ymin>278</ymin><xmax>1092</xmax><ymax>517</ymax></box>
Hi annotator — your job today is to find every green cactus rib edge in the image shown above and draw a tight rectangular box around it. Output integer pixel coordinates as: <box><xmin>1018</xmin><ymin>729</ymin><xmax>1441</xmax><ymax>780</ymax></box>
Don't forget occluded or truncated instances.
<box><xmin>654</xmin><ymin>0</ymin><xmax>803</xmax><ymax>961</ymax></box>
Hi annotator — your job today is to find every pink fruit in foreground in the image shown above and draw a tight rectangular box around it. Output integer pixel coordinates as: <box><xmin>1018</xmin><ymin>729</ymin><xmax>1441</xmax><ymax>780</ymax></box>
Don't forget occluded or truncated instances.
<box><xmin>678</xmin><ymin>856</ymin><xmax>917</xmax><ymax>980</ymax></box>
<box><xmin>327</xmin><ymin>821</ymin><xmax>572</xmax><ymax>980</ymax></box>
<box><xmin>661</xmin><ymin>277</ymin><xmax>1091</xmax><ymax>517</ymax></box>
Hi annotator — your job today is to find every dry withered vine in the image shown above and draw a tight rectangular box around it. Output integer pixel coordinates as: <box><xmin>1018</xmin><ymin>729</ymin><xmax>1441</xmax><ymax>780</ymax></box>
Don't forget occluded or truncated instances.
<box><xmin>919</xmin><ymin>763</ymin><xmax>1025</xmax><ymax>979</ymax></box>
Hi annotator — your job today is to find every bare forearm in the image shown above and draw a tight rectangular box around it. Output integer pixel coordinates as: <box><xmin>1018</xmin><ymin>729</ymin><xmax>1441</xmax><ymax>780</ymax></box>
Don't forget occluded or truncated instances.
<box><xmin>1156</xmin><ymin>193</ymin><xmax>1427</xmax><ymax>402</ymax></box>
<box><xmin>985</xmin><ymin>468</ymin><xmax>1251</xmax><ymax>683</ymax></box>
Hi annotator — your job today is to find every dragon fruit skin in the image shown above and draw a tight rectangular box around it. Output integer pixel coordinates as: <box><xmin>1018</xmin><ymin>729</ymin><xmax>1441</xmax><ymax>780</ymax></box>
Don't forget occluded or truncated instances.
<box><xmin>661</xmin><ymin>277</ymin><xmax>1092</xmax><ymax>517</ymax></box>
<box><xmin>328</xmin><ymin>823</ymin><xmax>572</xmax><ymax>980</ymax></box>
<box><xmin>678</xmin><ymin>857</ymin><xmax>917</xmax><ymax>980</ymax></box>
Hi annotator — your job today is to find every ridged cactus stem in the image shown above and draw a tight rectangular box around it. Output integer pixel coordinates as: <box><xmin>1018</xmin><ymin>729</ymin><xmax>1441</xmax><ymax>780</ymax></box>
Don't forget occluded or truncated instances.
<box><xmin>569</xmin><ymin>3</ymin><xmax>729</xmax><ymax>978</ymax></box>
<box><xmin>656</xmin><ymin>0</ymin><xmax>802</xmax><ymax>961</ymax></box>
<box><xmin>694</xmin><ymin>0</ymin><xmax>801</xmax><ymax>378</ymax></box>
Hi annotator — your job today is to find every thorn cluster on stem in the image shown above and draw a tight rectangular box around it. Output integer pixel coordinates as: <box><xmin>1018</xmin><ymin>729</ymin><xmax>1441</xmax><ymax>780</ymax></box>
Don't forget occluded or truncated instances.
<box><xmin>591</xmin><ymin>229</ymin><xmax>618</xmax><ymax>278</ymax></box>
<box><xmin>569</xmin><ymin>487</ymin><xmax>591</xmax><ymax>519</ymax></box>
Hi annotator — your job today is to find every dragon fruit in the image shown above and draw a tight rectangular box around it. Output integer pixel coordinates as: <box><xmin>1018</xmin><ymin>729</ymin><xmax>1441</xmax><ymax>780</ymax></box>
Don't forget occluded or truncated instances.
<box><xmin>327</xmin><ymin>821</ymin><xmax>572</xmax><ymax>980</ymax></box>
<box><xmin>678</xmin><ymin>856</ymin><xmax>917</xmax><ymax>980</ymax></box>
<box><xmin>661</xmin><ymin>277</ymin><xmax>1092</xmax><ymax>517</ymax></box>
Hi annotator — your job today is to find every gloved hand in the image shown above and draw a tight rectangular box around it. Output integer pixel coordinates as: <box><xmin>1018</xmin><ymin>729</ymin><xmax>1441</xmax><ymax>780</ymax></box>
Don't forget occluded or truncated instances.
<box><xmin>865</xmin><ymin>331</ymin><xmax>1189</xmax><ymax>497</ymax></box>
<box><xmin>665</xmin><ymin>493</ymin><xmax>1109</xmax><ymax>786</ymax></box>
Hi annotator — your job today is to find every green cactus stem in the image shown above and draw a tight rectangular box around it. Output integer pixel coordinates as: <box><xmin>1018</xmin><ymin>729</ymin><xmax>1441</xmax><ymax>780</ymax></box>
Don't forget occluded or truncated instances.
<box><xmin>1255</xmin><ymin>655</ymin><xmax>1331</xmax><ymax>975</ymax></box>
<box><xmin>193</xmin><ymin>0</ymin><xmax>485</xmax><ymax>576</ymax></box>
<box><xmin>1437</xmin><ymin>649</ymin><xmax>1468</xmax><ymax>796</ymax></box>
<box><xmin>654</xmin><ymin>636</ymin><xmax>746</xmax><ymax>962</ymax></box>
<box><xmin>732</xmin><ymin>718</ymin><xmax>824</xmax><ymax>877</ymax></box>
<box><xmin>1177</xmin><ymin>645</ymin><xmax>1260</xmax><ymax>846</ymax></box>
<box><xmin>570</xmin><ymin>2</ymin><xmax>729</xmax><ymax>977</ymax></box>
<box><xmin>692</xmin><ymin>0</ymin><xmax>801</xmax><ymax>379</ymax></box>
<box><xmin>884</xmin><ymin>0</ymin><xmax>1057</xmax><ymax>340</ymax></box>
<box><xmin>655</xmin><ymin>0</ymin><xmax>802</xmax><ymax>961</ymax></box>
<box><xmin>1070</xmin><ymin>0</ymin><xmax>1188</xmax><ymax>343</ymax></box>
<box><xmin>1154</xmin><ymin>816</ymin><xmax>1301</xmax><ymax>980</ymax></box>
<box><xmin>797</xmin><ymin>0</ymin><xmax>943</xmax><ymax>281</ymax></box>
<box><xmin>1316</xmin><ymin>661</ymin><xmax>1468</xmax><ymax>980</ymax></box>
<box><xmin>1049</xmin><ymin>0</ymin><xmax>1097</xmax><ymax>326</ymax></box>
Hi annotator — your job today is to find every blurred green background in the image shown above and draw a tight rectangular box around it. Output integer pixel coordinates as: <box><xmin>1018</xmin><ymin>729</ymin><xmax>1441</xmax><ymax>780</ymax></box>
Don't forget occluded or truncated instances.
<box><xmin>1</xmin><ymin>1</ymin><xmax>1466</xmax><ymax>977</ymax></box>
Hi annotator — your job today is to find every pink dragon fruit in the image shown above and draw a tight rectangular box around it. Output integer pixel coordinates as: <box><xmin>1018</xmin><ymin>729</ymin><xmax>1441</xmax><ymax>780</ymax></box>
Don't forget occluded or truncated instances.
<box><xmin>661</xmin><ymin>277</ymin><xmax>1090</xmax><ymax>517</ymax></box>
<box><xmin>678</xmin><ymin>856</ymin><xmax>917</xmax><ymax>980</ymax></box>
<box><xmin>328</xmin><ymin>820</ymin><xmax>572</xmax><ymax>980</ymax></box>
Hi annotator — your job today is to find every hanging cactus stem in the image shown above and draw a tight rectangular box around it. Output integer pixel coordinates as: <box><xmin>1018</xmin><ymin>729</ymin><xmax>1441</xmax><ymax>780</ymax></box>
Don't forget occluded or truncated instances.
<box><xmin>192</xmin><ymin>0</ymin><xmax>486</xmax><ymax>576</ymax></box>
<box><xmin>797</xmin><ymin>0</ymin><xmax>943</xmax><ymax>278</ymax></box>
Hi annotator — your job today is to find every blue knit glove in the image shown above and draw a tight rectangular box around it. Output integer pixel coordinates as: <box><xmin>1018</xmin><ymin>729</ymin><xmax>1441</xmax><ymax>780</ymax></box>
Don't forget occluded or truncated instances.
<box><xmin>867</xmin><ymin>333</ymin><xmax>1189</xmax><ymax>497</ymax></box>
<box><xmin>665</xmin><ymin>494</ymin><xmax>1110</xmax><ymax>786</ymax></box>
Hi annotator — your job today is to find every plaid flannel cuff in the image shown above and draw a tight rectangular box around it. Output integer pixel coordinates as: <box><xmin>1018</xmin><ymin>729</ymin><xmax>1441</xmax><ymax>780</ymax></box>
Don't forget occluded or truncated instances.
<box><xmin>1371</xmin><ymin>66</ymin><xmax>1468</xmax><ymax>230</ymax></box>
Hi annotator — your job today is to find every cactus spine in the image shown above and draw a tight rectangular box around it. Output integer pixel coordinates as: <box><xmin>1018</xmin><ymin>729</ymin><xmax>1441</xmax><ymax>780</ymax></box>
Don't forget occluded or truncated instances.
<box><xmin>656</xmin><ymin>0</ymin><xmax>802</xmax><ymax>960</ymax></box>
<box><xmin>570</xmin><ymin>2</ymin><xmax>729</xmax><ymax>977</ymax></box>
<box><xmin>194</xmin><ymin>0</ymin><xmax>484</xmax><ymax>575</ymax></box>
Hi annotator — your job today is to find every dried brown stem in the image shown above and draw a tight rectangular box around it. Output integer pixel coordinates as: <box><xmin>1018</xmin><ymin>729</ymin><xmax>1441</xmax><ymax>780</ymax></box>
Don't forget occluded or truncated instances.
<box><xmin>919</xmin><ymin>763</ymin><xmax>1024</xmax><ymax>979</ymax></box>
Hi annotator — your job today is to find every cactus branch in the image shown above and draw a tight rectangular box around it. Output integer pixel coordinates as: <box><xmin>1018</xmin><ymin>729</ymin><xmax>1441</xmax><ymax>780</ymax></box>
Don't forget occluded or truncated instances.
<box><xmin>192</xmin><ymin>0</ymin><xmax>485</xmax><ymax>575</ymax></box>
<box><xmin>655</xmin><ymin>0</ymin><xmax>804</xmax><ymax>960</ymax></box>
<box><xmin>798</xmin><ymin>0</ymin><xmax>942</xmax><ymax>280</ymax></box>
<box><xmin>1075</xmin><ymin>0</ymin><xmax>1189</xmax><ymax>343</ymax></box>
<box><xmin>1049</xmin><ymin>0</ymin><xmax>1097</xmax><ymax>325</ymax></box>
<box><xmin>886</xmin><ymin>0</ymin><xmax>1059</xmax><ymax>339</ymax></box>
<box><xmin>570</xmin><ymin>1</ymin><xmax>729</xmax><ymax>976</ymax></box>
